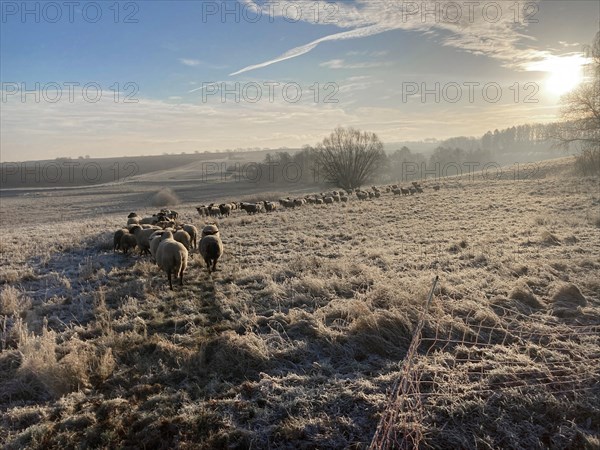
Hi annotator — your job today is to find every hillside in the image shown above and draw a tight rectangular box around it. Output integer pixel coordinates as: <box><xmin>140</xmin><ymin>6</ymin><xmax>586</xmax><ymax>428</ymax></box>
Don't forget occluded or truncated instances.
<box><xmin>0</xmin><ymin>158</ymin><xmax>599</xmax><ymax>448</ymax></box>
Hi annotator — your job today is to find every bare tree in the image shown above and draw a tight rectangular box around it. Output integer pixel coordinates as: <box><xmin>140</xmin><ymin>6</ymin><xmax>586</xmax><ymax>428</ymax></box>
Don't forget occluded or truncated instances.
<box><xmin>551</xmin><ymin>33</ymin><xmax>600</xmax><ymax>170</ymax></box>
<box><xmin>313</xmin><ymin>127</ymin><xmax>386</xmax><ymax>189</ymax></box>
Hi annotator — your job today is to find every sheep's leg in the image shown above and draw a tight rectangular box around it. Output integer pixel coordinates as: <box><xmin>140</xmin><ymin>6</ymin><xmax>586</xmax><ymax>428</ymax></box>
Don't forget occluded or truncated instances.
<box><xmin>167</xmin><ymin>271</ymin><xmax>173</xmax><ymax>290</ymax></box>
<box><xmin>212</xmin><ymin>260</ymin><xmax>217</xmax><ymax>272</ymax></box>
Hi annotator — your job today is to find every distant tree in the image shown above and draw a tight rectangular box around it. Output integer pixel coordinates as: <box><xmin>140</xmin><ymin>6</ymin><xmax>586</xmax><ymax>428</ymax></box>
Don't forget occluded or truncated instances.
<box><xmin>312</xmin><ymin>127</ymin><xmax>386</xmax><ymax>189</ymax></box>
<box><xmin>552</xmin><ymin>32</ymin><xmax>600</xmax><ymax>173</ymax></box>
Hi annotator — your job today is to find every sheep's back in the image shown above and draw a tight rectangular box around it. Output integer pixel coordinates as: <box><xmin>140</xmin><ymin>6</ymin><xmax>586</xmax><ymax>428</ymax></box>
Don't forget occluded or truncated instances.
<box><xmin>156</xmin><ymin>240</ymin><xmax>188</xmax><ymax>272</ymax></box>
<box><xmin>199</xmin><ymin>235</ymin><xmax>223</xmax><ymax>259</ymax></box>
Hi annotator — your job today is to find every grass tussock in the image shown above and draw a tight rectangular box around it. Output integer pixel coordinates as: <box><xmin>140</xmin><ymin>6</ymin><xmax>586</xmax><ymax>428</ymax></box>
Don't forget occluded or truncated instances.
<box><xmin>150</xmin><ymin>187</ymin><xmax>180</xmax><ymax>207</ymax></box>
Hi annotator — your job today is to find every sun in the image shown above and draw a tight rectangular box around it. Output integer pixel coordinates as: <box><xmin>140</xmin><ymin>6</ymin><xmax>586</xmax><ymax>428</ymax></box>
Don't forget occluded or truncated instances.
<box><xmin>527</xmin><ymin>55</ymin><xmax>587</xmax><ymax>97</ymax></box>
<box><xmin>545</xmin><ymin>63</ymin><xmax>583</xmax><ymax>96</ymax></box>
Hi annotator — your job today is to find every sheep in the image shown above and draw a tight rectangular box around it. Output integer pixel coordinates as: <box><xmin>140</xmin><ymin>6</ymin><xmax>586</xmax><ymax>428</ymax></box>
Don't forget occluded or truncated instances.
<box><xmin>263</xmin><ymin>201</ymin><xmax>278</xmax><ymax>212</ymax></box>
<box><xmin>340</xmin><ymin>196</ymin><xmax>348</xmax><ymax>202</ymax></box>
<box><xmin>202</xmin><ymin>224</ymin><xmax>219</xmax><ymax>237</ymax></box>
<box><xmin>401</xmin><ymin>187</ymin><xmax>410</xmax><ymax>196</ymax></box>
<box><xmin>113</xmin><ymin>228</ymin><xmax>128</xmax><ymax>252</ymax></box>
<box><xmin>392</xmin><ymin>188</ymin><xmax>402</xmax><ymax>196</ymax></box>
<box><xmin>158</xmin><ymin>209</ymin><xmax>178</xmax><ymax>220</ymax></box>
<box><xmin>432</xmin><ymin>184</ymin><xmax>441</xmax><ymax>191</ymax></box>
<box><xmin>199</xmin><ymin>229</ymin><xmax>223</xmax><ymax>274</ymax></box>
<box><xmin>219</xmin><ymin>203</ymin><xmax>232</xmax><ymax>217</ymax></box>
<box><xmin>129</xmin><ymin>225</ymin><xmax>161</xmax><ymax>255</ymax></box>
<box><xmin>119</xmin><ymin>233</ymin><xmax>137</xmax><ymax>255</ymax></box>
<box><xmin>356</xmin><ymin>191</ymin><xmax>368</xmax><ymax>200</ymax></box>
<box><xmin>127</xmin><ymin>217</ymin><xmax>140</xmax><ymax>226</ymax></box>
<box><xmin>196</xmin><ymin>205</ymin><xmax>209</xmax><ymax>217</ymax></box>
<box><xmin>208</xmin><ymin>206</ymin><xmax>221</xmax><ymax>218</ymax></box>
<box><xmin>156</xmin><ymin>220</ymin><xmax>176</xmax><ymax>229</ymax></box>
<box><xmin>127</xmin><ymin>212</ymin><xmax>139</xmax><ymax>219</ymax></box>
<box><xmin>279</xmin><ymin>198</ymin><xmax>295</xmax><ymax>208</ymax></box>
<box><xmin>155</xmin><ymin>231</ymin><xmax>188</xmax><ymax>290</ymax></box>
<box><xmin>140</xmin><ymin>216</ymin><xmax>158</xmax><ymax>225</ymax></box>
<box><xmin>323</xmin><ymin>196</ymin><xmax>334</xmax><ymax>204</ymax></box>
<box><xmin>240</xmin><ymin>202</ymin><xmax>261</xmax><ymax>215</ymax></box>
<box><xmin>174</xmin><ymin>230</ymin><xmax>192</xmax><ymax>250</ymax></box>
<box><xmin>182</xmin><ymin>224</ymin><xmax>198</xmax><ymax>249</ymax></box>
<box><xmin>374</xmin><ymin>191</ymin><xmax>381</xmax><ymax>198</ymax></box>
<box><xmin>149</xmin><ymin>230</ymin><xmax>168</xmax><ymax>259</ymax></box>
<box><xmin>315</xmin><ymin>197</ymin><xmax>324</xmax><ymax>205</ymax></box>
<box><xmin>409</xmin><ymin>187</ymin><xmax>416</xmax><ymax>195</ymax></box>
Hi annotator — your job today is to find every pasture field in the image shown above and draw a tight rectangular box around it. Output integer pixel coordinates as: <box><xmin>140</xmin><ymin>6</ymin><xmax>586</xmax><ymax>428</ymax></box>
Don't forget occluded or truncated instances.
<box><xmin>0</xmin><ymin>157</ymin><xmax>598</xmax><ymax>449</ymax></box>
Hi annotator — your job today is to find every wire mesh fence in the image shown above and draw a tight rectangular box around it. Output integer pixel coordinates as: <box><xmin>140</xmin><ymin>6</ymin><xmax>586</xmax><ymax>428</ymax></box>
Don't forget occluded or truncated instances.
<box><xmin>370</xmin><ymin>277</ymin><xmax>600</xmax><ymax>449</ymax></box>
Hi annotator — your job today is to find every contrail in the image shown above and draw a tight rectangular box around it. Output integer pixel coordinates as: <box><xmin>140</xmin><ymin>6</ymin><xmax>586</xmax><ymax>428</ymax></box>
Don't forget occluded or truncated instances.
<box><xmin>229</xmin><ymin>24</ymin><xmax>394</xmax><ymax>76</ymax></box>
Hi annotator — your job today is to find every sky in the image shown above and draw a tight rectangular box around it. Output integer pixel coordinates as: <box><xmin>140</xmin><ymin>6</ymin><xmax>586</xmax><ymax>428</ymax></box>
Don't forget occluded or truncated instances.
<box><xmin>0</xmin><ymin>0</ymin><xmax>598</xmax><ymax>162</ymax></box>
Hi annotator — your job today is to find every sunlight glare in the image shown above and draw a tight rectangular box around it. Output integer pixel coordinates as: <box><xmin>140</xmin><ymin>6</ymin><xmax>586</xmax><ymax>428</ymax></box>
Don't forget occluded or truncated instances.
<box><xmin>527</xmin><ymin>55</ymin><xmax>587</xmax><ymax>97</ymax></box>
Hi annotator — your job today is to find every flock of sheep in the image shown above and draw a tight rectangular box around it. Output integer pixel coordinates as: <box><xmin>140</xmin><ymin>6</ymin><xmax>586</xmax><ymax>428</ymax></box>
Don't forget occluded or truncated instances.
<box><xmin>113</xmin><ymin>209</ymin><xmax>223</xmax><ymax>289</ymax></box>
<box><xmin>112</xmin><ymin>181</ymin><xmax>440</xmax><ymax>289</ymax></box>
<box><xmin>196</xmin><ymin>181</ymin><xmax>438</xmax><ymax>217</ymax></box>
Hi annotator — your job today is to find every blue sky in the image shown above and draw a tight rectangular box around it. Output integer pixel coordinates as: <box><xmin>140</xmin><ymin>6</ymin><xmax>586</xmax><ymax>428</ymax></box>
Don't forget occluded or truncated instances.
<box><xmin>1</xmin><ymin>0</ymin><xmax>598</xmax><ymax>161</ymax></box>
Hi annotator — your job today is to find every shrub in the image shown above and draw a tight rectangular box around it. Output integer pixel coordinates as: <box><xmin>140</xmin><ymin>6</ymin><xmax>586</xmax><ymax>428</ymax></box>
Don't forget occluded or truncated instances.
<box><xmin>150</xmin><ymin>187</ymin><xmax>180</xmax><ymax>207</ymax></box>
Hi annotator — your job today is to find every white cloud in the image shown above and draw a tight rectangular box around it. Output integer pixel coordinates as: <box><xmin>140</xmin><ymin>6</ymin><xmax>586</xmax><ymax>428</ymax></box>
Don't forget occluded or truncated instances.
<box><xmin>231</xmin><ymin>0</ymin><xmax>565</xmax><ymax>76</ymax></box>
<box><xmin>319</xmin><ymin>59</ymin><xmax>390</xmax><ymax>69</ymax></box>
<box><xmin>180</xmin><ymin>58</ymin><xmax>201</xmax><ymax>67</ymax></box>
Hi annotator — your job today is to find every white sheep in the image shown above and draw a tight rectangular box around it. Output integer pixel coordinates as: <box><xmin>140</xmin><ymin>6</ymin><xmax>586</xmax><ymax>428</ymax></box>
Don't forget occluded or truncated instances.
<box><xmin>129</xmin><ymin>225</ymin><xmax>160</xmax><ymax>255</ymax></box>
<box><xmin>173</xmin><ymin>229</ymin><xmax>192</xmax><ymax>250</ymax></box>
<box><xmin>182</xmin><ymin>224</ymin><xmax>198</xmax><ymax>249</ymax></box>
<box><xmin>155</xmin><ymin>231</ymin><xmax>188</xmax><ymax>290</ymax></box>
<box><xmin>149</xmin><ymin>230</ymin><xmax>168</xmax><ymax>259</ymax></box>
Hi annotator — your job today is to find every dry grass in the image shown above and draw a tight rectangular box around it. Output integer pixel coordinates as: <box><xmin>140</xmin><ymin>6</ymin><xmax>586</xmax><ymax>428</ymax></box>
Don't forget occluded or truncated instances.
<box><xmin>0</xmin><ymin>157</ymin><xmax>598</xmax><ymax>449</ymax></box>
